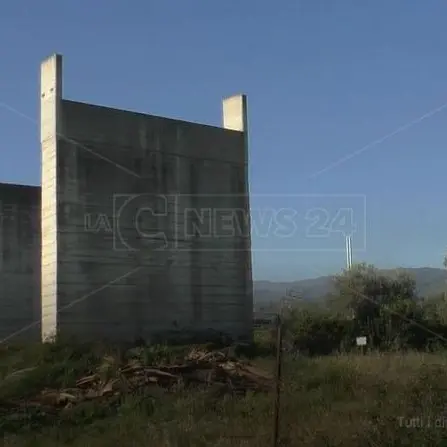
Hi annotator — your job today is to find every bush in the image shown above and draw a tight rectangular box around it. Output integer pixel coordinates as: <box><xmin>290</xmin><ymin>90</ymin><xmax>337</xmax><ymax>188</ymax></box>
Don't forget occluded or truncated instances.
<box><xmin>284</xmin><ymin>309</ymin><xmax>356</xmax><ymax>356</ymax></box>
<box><xmin>279</xmin><ymin>263</ymin><xmax>447</xmax><ymax>356</ymax></box>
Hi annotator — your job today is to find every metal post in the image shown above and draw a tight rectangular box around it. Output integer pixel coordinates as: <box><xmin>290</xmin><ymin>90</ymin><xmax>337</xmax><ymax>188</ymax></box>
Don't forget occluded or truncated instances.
<box><xmin>272</xmin><ymin>313</ymin><xmax>283</xmax><ymax>447</ymax></box>
<box><xmin>345</xmin><ymin>235</ymin><xmax>352</xmax><ymax>270</ymax></box>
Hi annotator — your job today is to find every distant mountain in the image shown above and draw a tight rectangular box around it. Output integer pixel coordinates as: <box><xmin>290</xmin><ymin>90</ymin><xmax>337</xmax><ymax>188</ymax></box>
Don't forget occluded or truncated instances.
<box><xmin>254</xmin><ymin>267</ymin><xmax>447</xmax><ymax>308</ymax></box>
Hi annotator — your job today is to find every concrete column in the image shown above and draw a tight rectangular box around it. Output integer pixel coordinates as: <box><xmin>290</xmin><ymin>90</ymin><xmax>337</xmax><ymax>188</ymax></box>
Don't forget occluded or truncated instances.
<box><xmin>40</xmin><ymin>54</ymin><xmax>62</xmax><ymax>341</ymax></box>
<box><xmin>222</xmin><ymin>94</ymin><xmax>247</xmax><ymax>132</ymax></box>
<box><xmin>222</xmin><ymin>94</ymin><xmax>253</xmax><ymax>341</ymax></box>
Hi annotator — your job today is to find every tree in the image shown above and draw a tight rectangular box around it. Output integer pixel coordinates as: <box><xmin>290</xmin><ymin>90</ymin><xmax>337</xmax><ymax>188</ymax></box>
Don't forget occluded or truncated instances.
<box><xmin>332</xmin><ymin>263</ymin><xmax>422</xmax><ymax>348</ymax></box>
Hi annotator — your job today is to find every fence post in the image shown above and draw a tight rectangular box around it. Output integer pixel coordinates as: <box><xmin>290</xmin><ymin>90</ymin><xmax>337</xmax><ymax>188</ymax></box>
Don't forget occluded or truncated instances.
<box><xmin>272</xmin><ymin>313</ymin><xmax>283</xmax><ymax>447</ymax></box>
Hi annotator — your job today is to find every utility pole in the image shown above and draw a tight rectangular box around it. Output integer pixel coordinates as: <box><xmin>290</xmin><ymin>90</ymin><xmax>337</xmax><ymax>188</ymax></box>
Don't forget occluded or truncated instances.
<box><xmin>272</xmin><ymin>312</ymin><xmax>283</xmax><ymax>447</ymax></box>
<box><xmin>345</xmin><ymin>235</ymin><xmax>353</xmax><ymax>270</ymax></box>
<box><xmin>443</xmin><ymin>254</ymin><xmax>447</xmax><ymax>302</ymax></box>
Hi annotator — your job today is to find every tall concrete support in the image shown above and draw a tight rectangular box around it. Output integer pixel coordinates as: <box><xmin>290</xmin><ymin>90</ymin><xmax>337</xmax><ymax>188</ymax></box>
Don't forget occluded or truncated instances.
<box><xmin>222</xmin><ymin>94</ymin><xmax>253</xmax><ymax>341</ymax></box>
<box><xmin>222</xmin><ymin>94</ymin><xmax>248</xmax><ymax>132</ymax></box>
<box><xmin>40</xmin><ymin>54</ymin><xmax>62</xmax><ymax>340</ymax></box>
<box><xmin>39</xmin><ymin>54</ymin><xmax>253</xmax><ymax>343</ymax></box>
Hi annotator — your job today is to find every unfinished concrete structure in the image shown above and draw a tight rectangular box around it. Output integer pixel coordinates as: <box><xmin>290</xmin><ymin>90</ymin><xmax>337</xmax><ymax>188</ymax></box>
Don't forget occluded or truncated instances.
<box><xmin>40</xmin><ymin>54</ymin><xmax>253</xmax><ymax>343</ymax></box>
<box><xmin>0</xmin><ymin>183</ymin><xmax>40</xmax><ymax>342</ymax></box>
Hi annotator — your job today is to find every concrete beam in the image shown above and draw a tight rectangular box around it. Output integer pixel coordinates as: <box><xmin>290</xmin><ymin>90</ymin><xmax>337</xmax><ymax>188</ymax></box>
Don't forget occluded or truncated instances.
<box><xmin>40</xmin><ymin>54</ymin><xmax>62</xmax><ymax>141</ymax></box>
<box><xmin>222</xmin><ymin>94</ymin><xmax>247</xmax><ymax>133</ymax></box>
<box><xmin>40</xmin><ymin>53</ymin><xmax>63</xmax><ymax>341</ymax></box>
<box><xmin>223</xmin><ymin>94</ymin><xmax>253</xmax><ymax>342</ymax></box>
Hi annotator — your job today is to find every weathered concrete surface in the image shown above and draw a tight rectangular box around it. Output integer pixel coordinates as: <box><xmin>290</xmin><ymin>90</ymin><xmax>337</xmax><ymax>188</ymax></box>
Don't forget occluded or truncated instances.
<box><xmin>0</xmin><ymin>183</ymin><xmax>40</xmax><ymax>342</ymax></box>
<box><xmin>41</xmin><ymin>54</ymin><xmax>253</xmax><ymax>343</ymax></box>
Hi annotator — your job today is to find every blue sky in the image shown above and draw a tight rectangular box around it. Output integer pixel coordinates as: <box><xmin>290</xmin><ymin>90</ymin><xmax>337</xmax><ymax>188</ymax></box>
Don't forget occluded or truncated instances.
<box><xmin>1</xmin><ymin>1</ymin><xmax>447</xmax><ymax>281</ymax></box>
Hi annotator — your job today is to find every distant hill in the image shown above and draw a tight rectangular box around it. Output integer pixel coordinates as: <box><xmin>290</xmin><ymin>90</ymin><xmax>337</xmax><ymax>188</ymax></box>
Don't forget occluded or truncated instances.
<box><xmin>254</xmin><ymin>267</ymin><xmax>447</xmax><ymax>308</ymax></box>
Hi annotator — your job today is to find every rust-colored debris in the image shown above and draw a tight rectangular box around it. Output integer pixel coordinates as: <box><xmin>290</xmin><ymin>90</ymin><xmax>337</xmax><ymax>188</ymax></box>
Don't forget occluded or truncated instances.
<box><xmin>0</xmin><ymin>347</ymin><xmax>273</xmax><ymax>414</ymax></box>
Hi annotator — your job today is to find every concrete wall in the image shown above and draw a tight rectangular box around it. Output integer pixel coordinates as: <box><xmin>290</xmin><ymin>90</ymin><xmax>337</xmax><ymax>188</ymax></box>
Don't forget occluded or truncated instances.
<box><xmin>0</xmin><ymin>183</ymin><xmax>40</xmax><ymax>342</ymax></box>
<box><xmin>41</xmin><ymin>54</ymin><xmax>253</xmax><ymax>343</ymax></box>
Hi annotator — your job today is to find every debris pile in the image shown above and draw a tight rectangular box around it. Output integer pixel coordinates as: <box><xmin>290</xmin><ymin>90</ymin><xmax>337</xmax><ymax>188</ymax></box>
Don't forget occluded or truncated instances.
<box><xmin>0</xmin><ymin>347</ymin><xmax>273</xmax><ymax>414</ymax></box>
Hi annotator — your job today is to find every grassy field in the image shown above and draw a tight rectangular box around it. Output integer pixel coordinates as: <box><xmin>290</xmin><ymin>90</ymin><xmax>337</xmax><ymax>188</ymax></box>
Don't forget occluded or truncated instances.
<box><xmin>1</xmin><ymin>340</ymin><xmax>447</xmax><ymax>446</ymax></box>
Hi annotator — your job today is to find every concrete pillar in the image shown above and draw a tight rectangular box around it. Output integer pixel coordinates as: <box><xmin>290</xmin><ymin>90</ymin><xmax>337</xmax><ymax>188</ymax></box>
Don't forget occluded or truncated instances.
<box><xmin>40</xmin><ymin>54</ymin><xmax>62</xmax><ymax>341</ymax></box>
<box><xmin>222</xmin><ymin>94</ymin><xmax>253</xmax><ymax>341</ymax></box>
<box><xmin>222</xmin><ymin>94</ymin><xmax>247</xmax><ymax>132</ymax></box>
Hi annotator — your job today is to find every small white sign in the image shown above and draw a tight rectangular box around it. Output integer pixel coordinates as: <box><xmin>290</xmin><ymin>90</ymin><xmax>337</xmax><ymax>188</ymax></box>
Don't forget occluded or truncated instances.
<box><xmin>356</xmin><ymin>336</ymin><xmax>367</xmax><ymax>346</ymax></box>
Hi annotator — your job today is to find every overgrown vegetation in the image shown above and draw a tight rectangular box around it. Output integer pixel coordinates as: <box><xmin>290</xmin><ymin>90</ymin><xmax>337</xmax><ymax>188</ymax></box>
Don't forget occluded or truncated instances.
<box><xmin>2</xmin><ymin>343</ymin><xmax>447</xmax><ymax>446</ymax></box>
<box><xmin>282</xmin><ymin>262</ymin><xmax>447</xmax><ymax>356</ymax></box>
<box><xmin>3</xmin><ymin>262</ymin><xmax>447</xmax><ymax>446</ymax></box>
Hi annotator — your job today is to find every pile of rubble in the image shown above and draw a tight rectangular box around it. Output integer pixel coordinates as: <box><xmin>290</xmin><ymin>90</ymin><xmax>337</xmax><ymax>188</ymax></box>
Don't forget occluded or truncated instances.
<box><xmin>1</xmin><ymin>347</ymin><xmax>273</xmax><ymax>413</ymax></box>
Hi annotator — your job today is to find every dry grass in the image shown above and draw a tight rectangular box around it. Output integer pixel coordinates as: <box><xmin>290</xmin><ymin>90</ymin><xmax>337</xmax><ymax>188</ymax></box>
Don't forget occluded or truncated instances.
<box><xmin>2</xmin><ymin>342</ymin><xmax>447</xmax><ymax>446</ymax></box>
